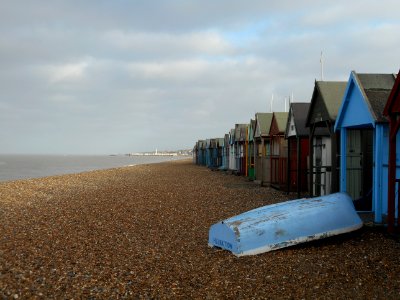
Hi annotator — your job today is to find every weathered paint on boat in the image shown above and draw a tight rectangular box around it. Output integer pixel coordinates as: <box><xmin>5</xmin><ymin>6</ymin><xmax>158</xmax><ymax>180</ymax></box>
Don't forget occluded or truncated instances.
<box><xmin>208</xmin><ymin>192</ymin><xmax>363</xmax><ymax>256</ymax></box>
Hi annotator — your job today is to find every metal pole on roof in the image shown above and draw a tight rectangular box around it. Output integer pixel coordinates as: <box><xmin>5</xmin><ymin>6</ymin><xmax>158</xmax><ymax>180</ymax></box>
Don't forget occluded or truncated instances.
<box><xmin>270</xmin><ymin>94</ymin><xmax>273</xmax><ymax>112</ymax></box>
<box><xmin>320</xmin><ymin>51</ymin><xmax>324</xmax><ymax>81</ymax></box>
<box><xmin>285</xmin><ymin>97</ymin><xmax>287</xmax><ymax>112</ymax></box>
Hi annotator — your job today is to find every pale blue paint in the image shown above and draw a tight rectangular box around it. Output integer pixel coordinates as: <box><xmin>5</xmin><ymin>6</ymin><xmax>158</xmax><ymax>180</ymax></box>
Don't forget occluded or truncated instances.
<box><xmin>221</xmin><ymin>139</ymin><xmax>228</xmax><ymax>170</ymax></box>
<box><xmin>334</xmin><ymin>75</ymin><xmax>375</xmax><ymax>131</ymax></box>
<box><xmin>335</xmin><ymin>72</ymin><xmax>398</xmax><ymax>223</ymax></box>
<box><xmin>340</xmin><ymin>127</ymin><xmax>347</xmax><ymax>193</ymax></box>
<box><xmin>208</xmin><ymin>193</ymin><xmax>363</xmax><ymax>256</ymax></box>
<box><xmin>374</xmin><ymin>125</ymin><xmax>383</xmax><ymax>223</ymax></box>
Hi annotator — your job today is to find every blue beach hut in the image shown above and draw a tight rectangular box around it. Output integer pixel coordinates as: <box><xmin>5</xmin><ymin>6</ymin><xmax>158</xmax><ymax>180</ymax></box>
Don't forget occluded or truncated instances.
<box><xmin>205</xmin><ymin>139</ymin><xmax>212</xmax><ymax>168</ymax></box>
<box><xmin>206</xmin><ymin>138</ymin><xmax>219</xmax><ymax>169</ymax></box>
<box><xmin>197</xmin><ymin>140</ymin><xmax>206</xmax><ymax>166</ymax></box>
<box><xmin>215</xmin><ymin>138</ymin><xmax>224</xmax><ymax>169</ymax></box>
<box><xmin>334</xmin><ymin>71</ymin><xmax>396</xmax><ymax>223</ymax></box>
<box><xmin>221</xmin><ymin>133</ymin><xmax>229</xmax><ymax>171</ymax></box>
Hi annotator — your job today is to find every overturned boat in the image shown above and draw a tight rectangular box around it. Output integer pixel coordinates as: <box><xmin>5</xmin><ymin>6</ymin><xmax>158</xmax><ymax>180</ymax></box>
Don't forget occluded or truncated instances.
<box><xmin>208</xmin><ymin>192</ymin><xmax>363</xmax><ymax>256</ymax></box>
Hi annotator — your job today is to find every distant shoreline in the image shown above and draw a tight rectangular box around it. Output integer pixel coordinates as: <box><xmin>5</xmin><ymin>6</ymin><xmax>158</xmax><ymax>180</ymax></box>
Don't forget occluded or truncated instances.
<box><xmin>0</xmin><ymin>154</ymin><xmax>190</xmax><ymax>182</ymax></box>
<box><xmin>128</xmin><ymin>154</ymin><xmax>191</xmax><ymax>157</ymax></box>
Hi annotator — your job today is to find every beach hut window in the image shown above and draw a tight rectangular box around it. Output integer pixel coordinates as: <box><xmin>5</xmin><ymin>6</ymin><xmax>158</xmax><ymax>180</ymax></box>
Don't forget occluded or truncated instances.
<box><xmin>258</xmin><ymin>144</ymin><xmax>263</xmax><ymax>157</ymax></box>
<box><xmin>266</xmin><ymin>141</ymin><xmax>271</xmax><ymax>156</ymax></box>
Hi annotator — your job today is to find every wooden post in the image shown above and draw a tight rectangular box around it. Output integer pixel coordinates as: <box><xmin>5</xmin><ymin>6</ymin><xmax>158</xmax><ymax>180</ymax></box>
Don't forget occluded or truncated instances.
<box><xmin>374</xmin><ymin>126</ymin><xmax>383</xmax><ymax>224</ymax></box>
<box><xmin>340</xmin><ymin>127</ymin><xmax>347</xmax><ymax>193</ymax></box>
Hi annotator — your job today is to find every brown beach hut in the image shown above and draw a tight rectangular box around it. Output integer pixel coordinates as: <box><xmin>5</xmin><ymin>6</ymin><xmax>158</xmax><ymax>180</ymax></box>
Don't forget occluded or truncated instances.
<box><xmin>254</xmin><ymin>113</ymin><xmax>273</xmax><ymax>186</ymax></box>
<box><xmin>269</xmin><ymin>112</ymin><xmax>289</xmax><ymax>190</ymax></box>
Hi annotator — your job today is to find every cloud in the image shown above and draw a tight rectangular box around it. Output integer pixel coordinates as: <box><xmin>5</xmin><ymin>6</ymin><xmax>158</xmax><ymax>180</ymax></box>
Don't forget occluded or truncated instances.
<box><xmin>102</xmin><ymin>30</ymin><xmax>233</xmax><ymax>58</ymax></box>
<box><xmin>0</xmin><ymin>1</ymin><xmax>400</xmax><ymax>154</ymax></box>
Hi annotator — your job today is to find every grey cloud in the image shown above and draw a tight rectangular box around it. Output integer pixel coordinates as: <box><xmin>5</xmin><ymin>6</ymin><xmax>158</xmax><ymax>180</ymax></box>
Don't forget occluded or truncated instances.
<box><xmin>1</xmin><ymin>1</ymin><xmax>400</xmax><ymax>154</ymax></box>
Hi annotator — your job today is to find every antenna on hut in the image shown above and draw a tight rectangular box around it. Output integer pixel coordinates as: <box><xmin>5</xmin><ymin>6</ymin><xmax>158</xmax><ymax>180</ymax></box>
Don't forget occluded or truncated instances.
<box><xmin>270</xmin><ymin>93</ymin><xmax>274</xmax><ymax>112</ymax></box>
<box><xmin>284</xmin><ymin>97</ymin><xmax>287</xmax><ymax>112</ymax></box>
<box><xmin>320</xmin><ymin>51</ymin><xmax>324</xmax><ymax>81</ymax></box>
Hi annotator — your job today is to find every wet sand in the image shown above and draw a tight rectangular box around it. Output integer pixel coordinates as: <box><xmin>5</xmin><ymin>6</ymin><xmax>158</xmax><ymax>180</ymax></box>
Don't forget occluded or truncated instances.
<box><xmin>1</xmin><ymin>159</ymin><xmax>400</xmax><ymax>298</ymax></box>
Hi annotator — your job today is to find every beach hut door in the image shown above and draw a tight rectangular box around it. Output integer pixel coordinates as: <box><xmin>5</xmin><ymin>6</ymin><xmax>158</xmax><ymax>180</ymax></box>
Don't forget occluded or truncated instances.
<box><xmin>346</xmin><ymin>129</ymin><xmax>373</xmax><ymax>211</ymax></box>
<box><xmin>314</xmin><ymin>137</ymin><xmax>323</xmax><ymax>196</ymax></box>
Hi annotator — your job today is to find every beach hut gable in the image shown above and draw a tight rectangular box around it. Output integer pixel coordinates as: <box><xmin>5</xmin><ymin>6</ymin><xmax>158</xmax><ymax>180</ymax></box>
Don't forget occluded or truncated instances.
<box><xmin>269</xmin><ymin>115</ymin><xmax>279</xmax><ymax>136</ymax></box>
<box><xmin>306</xmin><ymin>90</ymin><xmax>330</xmax><ymax>125</ymax></box>
<box><xmin>269</xmin><ymin>112</ymin><xmax>288</xmax><ymax>136</ymax></box>
<box><xmin>286</xmin><ymin>110</ymin><xmax>297</xmax><ymax>138</ymax></box>
<box><xmin>306</xmin><ymin>81</ymin><xmax>347</xmax><ymax>128</ymax></box>
<box><xmin>254</xmin><ymin>113</ymin><xmax>273</xmax><ymax>138</ymax></box>
<box><xmin>249</xmin><ymin>119</ymin><xmax>256</xmax><ymax>142</ymax></box>
<box><xmin>254</xmin><ymin>119</ymin><xmax>261</xmax><ymax>138</ymax></box>
<box><xmin>335</xmin><ymin>72</ymin><xmax>396</xmax><ymax>131</ymax></box>
<box><xmin>285</xmin><ymin>103</ymin><xmax>311</xmax><ymax>138</ymax></box>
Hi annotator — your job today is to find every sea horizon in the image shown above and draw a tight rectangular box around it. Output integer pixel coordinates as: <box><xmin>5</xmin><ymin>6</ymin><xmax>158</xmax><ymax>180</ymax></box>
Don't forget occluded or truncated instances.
<box><xmin>0</xmin><ymin>154</ymin><xmax>189</xmax><ymax>182</ymax></box>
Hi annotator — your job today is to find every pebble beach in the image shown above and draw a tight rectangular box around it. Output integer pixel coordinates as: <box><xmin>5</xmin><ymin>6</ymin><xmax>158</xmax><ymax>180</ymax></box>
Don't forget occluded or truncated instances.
<box><xmin>1</xmin><ymin>159</ymin><xmax>400</xmax><ymax>299</ymax></box>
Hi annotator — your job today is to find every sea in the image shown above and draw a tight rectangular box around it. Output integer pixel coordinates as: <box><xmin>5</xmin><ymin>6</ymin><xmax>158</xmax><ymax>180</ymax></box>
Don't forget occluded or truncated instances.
<box><xmin>0</xmin><ymin>154</ymin><xmax>187</xmax><ymax>182</ymax></box>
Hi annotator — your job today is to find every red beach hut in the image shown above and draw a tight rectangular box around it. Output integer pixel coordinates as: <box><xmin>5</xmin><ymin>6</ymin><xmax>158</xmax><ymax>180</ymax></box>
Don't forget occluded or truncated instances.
<box><xmin>383</xmin><ymin>70</ymin><xmax>400</xmax><ymax>232</ymax></box>
<box><xmin>269</xmin><ymin>112</ymin><xmax>289</xmax><ymax>190</ymax></box>
<box><xmin>285</xmin><ymin>103</ymin><xmax>310</xmax><ymax>197</ymax></box>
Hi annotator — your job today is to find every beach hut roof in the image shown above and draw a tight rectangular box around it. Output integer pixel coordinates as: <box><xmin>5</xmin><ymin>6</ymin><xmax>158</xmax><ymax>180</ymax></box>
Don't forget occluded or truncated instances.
<box><xmin>198</xmin><ymin>140</ymin><xmax>205</xmax><ymax>149</ymax></box>
<box><xmin>216</xmin><ymin>138</ymin><xmax>225</xmax><ymax>147</ymax></box>
<box><xmin>357</xmin><ymin>73</ymin><xmax>397</xmax><ymax>122</ymax></box>
<box><xmin>235</xmin><ymin>124</ymin><xmax>248</xmax><ymax>141</ymax></box>
<box><xmin>224</xmin><ymin>133</ymin><xmax>230</xmax><ymax>144</ymax></box>
<box><xmin>254</xmin><ymin>113</ymin><xmax>273</xmax><ymax>137</ymax></box>
<box><xmin>270</xmin><ymin>112</ymin><xmax>289</xmax><ymax>135</ymax></box>
<box><xmin>248</xmin><ymin>119</ymin><xmax>256</xmax><ymax>141</ymax></box>
<box><xmin>250</xmin><ymin>119</ymin><xmax>256</xmax><ymax>127</ymax></box>
<box><xmin>285</xmin><ymin>102</ymin><xmax>311</xmax><ymax>138</ymax></box>
<box><xmin>229</xmin><ymin>128</ymin><xmax>235</xmax><ymax>144</ymax></box>
<box><xmin>383</xmin><ymin>70</ymin><xmax>400</xmax><ymax>116</ymax></box>
<box><xmin>335</xmin><ymin>72</ymin><xmax>396</xmax><ymax>130</ymax></box>
<box><xmin>306</xmin><ymin>81</ymin><xmax>347</xmax><ymax>126</ymax></box>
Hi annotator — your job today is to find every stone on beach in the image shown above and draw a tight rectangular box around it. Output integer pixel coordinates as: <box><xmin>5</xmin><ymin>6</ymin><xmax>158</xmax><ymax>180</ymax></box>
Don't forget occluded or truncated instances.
<box><xmin>0</xmin><ymin>160</ymin><xmax>400</xmax><ymax>298</ymax></box>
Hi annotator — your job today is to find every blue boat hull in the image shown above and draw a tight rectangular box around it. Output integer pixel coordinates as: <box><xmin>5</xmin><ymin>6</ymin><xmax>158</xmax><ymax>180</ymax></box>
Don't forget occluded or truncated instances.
<box><xmin>208</xmin><ymin>192</ymin><xmax>363</xmax><ymax>256</ymax></box>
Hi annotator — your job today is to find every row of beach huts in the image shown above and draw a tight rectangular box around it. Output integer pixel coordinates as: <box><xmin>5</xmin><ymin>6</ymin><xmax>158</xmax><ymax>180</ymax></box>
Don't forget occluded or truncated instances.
<box><xmin>193</xmin><ymin>70</ymin><xmax>400</xmax><ymax>232</ymax></box>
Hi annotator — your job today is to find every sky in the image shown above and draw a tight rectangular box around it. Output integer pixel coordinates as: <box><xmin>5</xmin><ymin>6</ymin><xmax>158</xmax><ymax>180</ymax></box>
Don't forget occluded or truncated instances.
<box><xmin>1</xmin><ymin>0</ymin><xmax>400</xmax><ymax>154</ymax></box>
